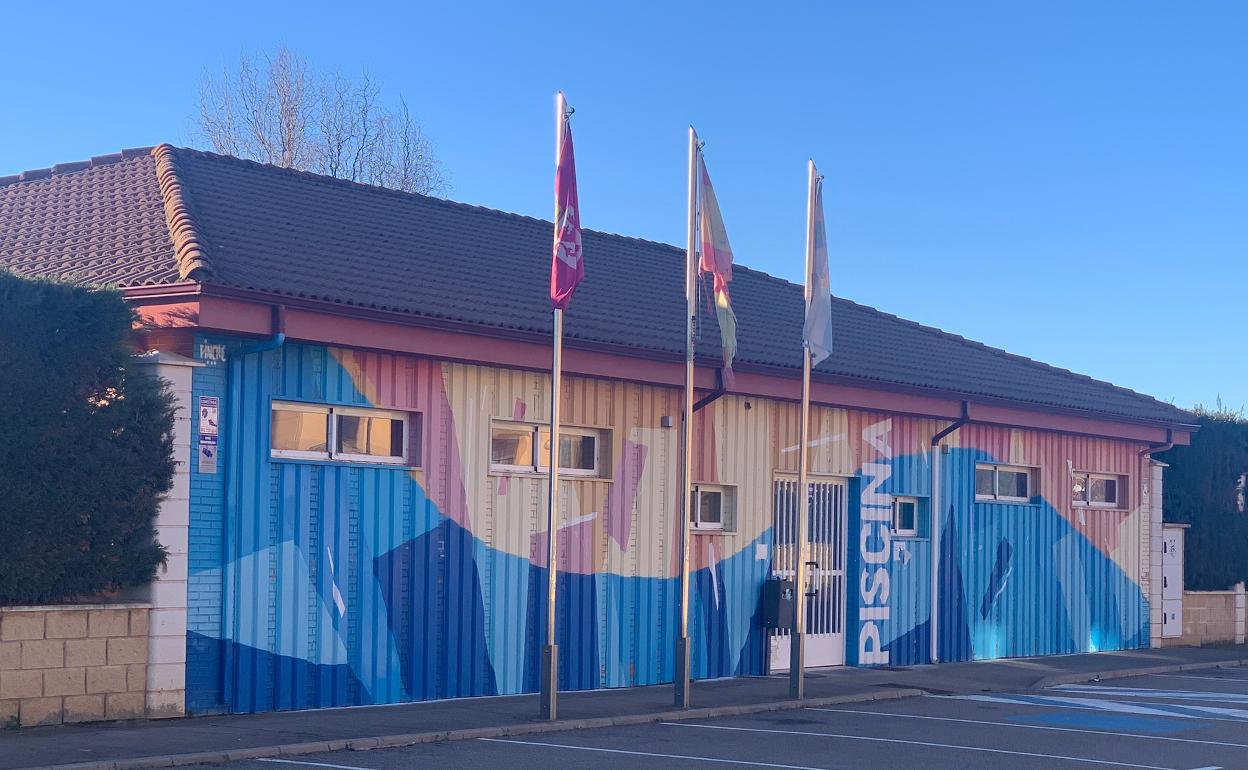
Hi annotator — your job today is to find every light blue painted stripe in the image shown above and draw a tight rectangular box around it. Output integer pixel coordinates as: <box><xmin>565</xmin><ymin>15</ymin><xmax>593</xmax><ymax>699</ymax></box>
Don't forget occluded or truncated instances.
<box><xmin>957</xmin><ymin>693</ymin><xmax>1248</xmax><ymax>721</ymax></box>
<box><xmin>1053</xmin><ymin>685</ymin><xmax>1248</xmax><ymax>704</ymax></box>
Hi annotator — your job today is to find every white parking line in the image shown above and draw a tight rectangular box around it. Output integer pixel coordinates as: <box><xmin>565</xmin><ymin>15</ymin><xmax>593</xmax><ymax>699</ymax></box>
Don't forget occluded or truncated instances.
<box><xmin>957</xmin><ymin>693</ymin><xmax>1248</xmax><ymax>721</ymax></box>
<box><xmin>807</xmin><ymin>706</ymin><xmax>1248</xmax><ymax>749</ymax></box>
<box><xmin>478</xmin><ymin>738</ymin><xmax>826</xmax><ymax>769</ymax></box>
<box><xmin>1155</xmin><ymin>674</ymin><xmax>1248</xmax><ymax>683</ymax></box>
<box><xmin>1054</xmin><ymin>685</ymin><xmax>1248</xmax><ymax>704</ymax></box>
<box><xmin>662</xmin><ymin>722</ymin><xmax>1184</xmax><ymax>769</ymax></box>
<box><xmin>256</xmin><ymin>759</ymin><xmax>374</xmax><ymax>770</ymax></box>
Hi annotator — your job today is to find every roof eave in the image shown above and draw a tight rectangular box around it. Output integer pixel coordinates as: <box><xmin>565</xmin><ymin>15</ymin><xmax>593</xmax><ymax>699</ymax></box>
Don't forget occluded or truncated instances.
<box><xmin>127</xmin><ymin>281</ymin><xmax>1197</xmax><ymax>435</ymax></box>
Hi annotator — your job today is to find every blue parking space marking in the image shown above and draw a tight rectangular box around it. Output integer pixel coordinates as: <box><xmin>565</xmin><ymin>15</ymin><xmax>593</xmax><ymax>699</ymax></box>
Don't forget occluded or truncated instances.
<box><xmin>1006</xmin><ymin>711</ymin><xmax>1210</xmax><ymax>735</ymax></box>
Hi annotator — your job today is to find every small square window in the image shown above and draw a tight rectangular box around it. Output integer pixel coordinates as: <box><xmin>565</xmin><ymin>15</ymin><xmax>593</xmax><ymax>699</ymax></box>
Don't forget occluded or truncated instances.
<box><xmin>976</xmin><ymin>464</ymin><xmax>1036</xmax><ymax>503</ymax></box>
<box><xmin>271</xmin><ymin>403</ymin><xmax>330</xmax><ymax>459</ymax></box>
<box><xmin>691</xmin><ymin>485</ymin><xmax>736</xmax><ymax>532</ymax></box>
<box><xmin>893</xmin><ymin>497</ymin><xmax>919</xmax><ymax>537</ymax></box>
<box><xmin>334</xmin><ymin>408</ymin><xmax>409</xmax><ymax>465</ymax></box>
<box><xmin>1073</xmin><ymin>472</ymin><xmax>1125</xmax><ymax>508</ymax></box>
<box><xmin>1090</xmin><ymin>476</ymin><xmax>1117</xmax><ymax>506</ymax></box>
<box><xmin>997</xmin><ymin>469</ymin><xmax>1030</xmax><ymax>500</ymax></box>
<box><xmin>491</xmin><ymin>424</ymin><xmax>535</xmax><ymax>468</ymax></box>
<box><xmin>539</xmin><ymin>429</ymin><xmax>599</xmax><ymax>475</ymax></box>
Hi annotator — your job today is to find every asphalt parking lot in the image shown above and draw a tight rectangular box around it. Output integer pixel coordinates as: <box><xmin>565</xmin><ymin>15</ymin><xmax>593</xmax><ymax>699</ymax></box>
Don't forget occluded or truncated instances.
<box><xmin>184</xmin><ymin>668</ymin><xmax>1248</xmax><ymax>769</ymax></box>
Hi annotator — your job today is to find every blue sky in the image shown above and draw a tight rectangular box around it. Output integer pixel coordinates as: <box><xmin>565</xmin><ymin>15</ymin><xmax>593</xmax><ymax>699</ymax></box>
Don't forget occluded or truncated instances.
<box><xmin>4</xmin><ymin>2</ymin><xmax>1244</xmax><ymax>411</ymax></box>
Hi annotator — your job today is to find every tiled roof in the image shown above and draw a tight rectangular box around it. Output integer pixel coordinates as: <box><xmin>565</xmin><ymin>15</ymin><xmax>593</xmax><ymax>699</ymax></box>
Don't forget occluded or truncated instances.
<box><xmin>0</xmin><ymin>149</ymin><xmax>180</xmax><ymax>286</ymax></box>
<box><xmin>0</xmin><ymin>145</ymin><xmax>1193</xmax><ymax>426</ymax></box>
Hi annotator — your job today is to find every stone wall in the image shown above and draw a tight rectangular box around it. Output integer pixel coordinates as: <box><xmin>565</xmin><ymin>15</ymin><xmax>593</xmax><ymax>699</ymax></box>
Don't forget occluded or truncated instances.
<box><xmin>1164</xmin><ymin>583</ymin><xmax>1247</xmax><ymax>647</ymax></box>
<box><xmin>0</xmin><ymin>604</ymin><xmax>152</xmax><ymax>727</ymax></box>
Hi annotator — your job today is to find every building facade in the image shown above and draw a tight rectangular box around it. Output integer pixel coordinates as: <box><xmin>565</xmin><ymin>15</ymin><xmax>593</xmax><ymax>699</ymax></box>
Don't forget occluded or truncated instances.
<box><xmin>0</xmin><ymin>145</ymin><xmax>1194</xmax><ymax>716</ymax></box>
<box><xmin>179</xmin><ymin>334</ymin><xmax>1163</xmax><ymax>713</ymax></box>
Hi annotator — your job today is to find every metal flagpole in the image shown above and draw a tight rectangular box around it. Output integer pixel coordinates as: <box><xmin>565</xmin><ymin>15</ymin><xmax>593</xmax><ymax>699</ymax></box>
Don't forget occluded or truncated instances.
<box><xmin>540</xmin><ymin>91</ymin><xmax>568</xmax><ymax>721</ymax></box>
<box><xmin>790</xmin><ymin>159</ymin><xmax>818</xmax><ymax>699</ymax></box>
<box><xmin>676</xmin><ymin>125</ymin><xmax>698</xmax><ymax>709</ymax></box>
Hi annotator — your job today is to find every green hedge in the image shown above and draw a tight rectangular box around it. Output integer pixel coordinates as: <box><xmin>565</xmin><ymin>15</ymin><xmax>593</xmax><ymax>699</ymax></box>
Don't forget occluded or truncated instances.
<box><xmin>1160</xmin><ymin>410</ymin><xmax>1248</xmax><ymax>591</ymax></box>
<box><xmin>0</xmin><ymin>271</ymin><xmax>174</xmax><ymax>605</ymax></box>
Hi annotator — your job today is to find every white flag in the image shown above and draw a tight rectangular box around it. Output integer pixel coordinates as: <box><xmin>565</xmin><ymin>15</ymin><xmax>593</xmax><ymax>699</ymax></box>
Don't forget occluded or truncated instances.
<box><xmin>804</xmin><ymin>175</ymin><xmax>833</xmax><ymax>365</ymax></box>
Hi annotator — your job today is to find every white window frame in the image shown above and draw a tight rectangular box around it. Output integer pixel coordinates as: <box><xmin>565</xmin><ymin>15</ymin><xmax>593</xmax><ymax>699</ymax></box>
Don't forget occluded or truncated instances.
<box><xmin>270</xmin><ymin>401</ymin><xmax>416</xmax><ymax>467</ymax></box>
<box><xmin>538</xmin><ymin>425</ymin><xmax>602</xmax><ymax>478</ymax></box>
<box><xmin>976</xmin><ymin>463</ymin><xmax>1036</xmax><ymax>504</ymax></box>
<box><xmin>893</xmin><ymin>496</ymin><xmax>920</xmax><ymax>538</ymax></box>
<box><xmin>1072</xmin><ymin>471</ymin><xmax>1126</xmax><ymax>509</ymax></box>
<box><xmin>691</xmin><ymin>483</ymin><xmax>736</xmax><ymax>533</ymax></box>
<box><xmin>270</xmin><ymin>401</ymin><xmax>332</xmax><ymax>461</ymax></box>
<box><xmin>332</xmin><ymin>405</ymin><xmax>411</xmax><ymax>465</ymax></box>
<box><xmin>489</xmin><ymin>420</ymin><xmax>604</xmax><ymax>478</ymax></box>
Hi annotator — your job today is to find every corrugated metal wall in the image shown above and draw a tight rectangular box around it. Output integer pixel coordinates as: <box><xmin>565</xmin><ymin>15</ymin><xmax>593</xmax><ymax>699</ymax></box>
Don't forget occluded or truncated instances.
<box><xmin>204</xmin><ymin>341</ymin><xmax>776</xmax><ymax>712</ymax></box>
<box><xmin>187</xmin><ymin>336</ymin><xmax>1154</xmax><ymax>713</ymax></box>
<box><xmin>934</xmin><ymin>425</ymin><xmax>1148</xmax><ymax>662</ymax></box>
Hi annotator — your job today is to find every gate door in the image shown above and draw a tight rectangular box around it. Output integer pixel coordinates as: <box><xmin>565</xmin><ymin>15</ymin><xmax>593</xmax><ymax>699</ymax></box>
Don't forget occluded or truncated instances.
<box><xmin>769</xmin><ymin>478</ymin><xmax>847</xmax><ymax>670</ymax></box>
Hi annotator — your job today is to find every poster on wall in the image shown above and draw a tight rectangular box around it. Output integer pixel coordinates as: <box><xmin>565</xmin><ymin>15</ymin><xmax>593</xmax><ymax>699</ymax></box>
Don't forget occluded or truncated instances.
<box><xmin>199</xmin><ymin>396</ymin><xmax>219</xmax><ymax>474</ymax></box>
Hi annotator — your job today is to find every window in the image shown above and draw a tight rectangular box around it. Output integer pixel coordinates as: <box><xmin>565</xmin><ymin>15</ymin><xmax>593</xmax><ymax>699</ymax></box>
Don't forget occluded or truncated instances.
<box><xmin>1072</xmin><ymin>472</ymin><xmax>1125</xmax><ymax>508</ymax></box>
<box><xmin>975</xmin><ymin>464</ymin><xmax>1036</xmax><ymax>503</ymax></box>
<box><xmin>271</xmin><ymin>402</ymin><xmax>330</xmax><ymax>459</ymax></box>
<box><xmin>691</xmin><ymin>484</ymin><xmax>737</xmax><ymax>532</ymax></box>
<box><xmin>271</xmin><ymin>401</ymin><xmax>417</xmax><ymax>466</ymax></box>
<box><xmin>893</xmin><ymin>496</ymin><xmax>919</xmax><ymax>537</ymax></box>
<box><xmin>1237</xmin><ymin>473</ymin><xmax>1246</xmax><ymax>514</ymax></box>
<box><xmin>490</xmin><ymin>421</ymin><xmax>604</xmax><ymax>477</ymax></box>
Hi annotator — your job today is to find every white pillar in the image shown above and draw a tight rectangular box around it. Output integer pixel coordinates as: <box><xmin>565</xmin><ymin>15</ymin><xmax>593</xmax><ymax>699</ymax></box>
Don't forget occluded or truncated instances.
<box><xmin>133</xmin><ymin>351</ymin><xmax>203</xmax><ymax>717</ymax></box>
<box><xmin>1235</xmin><ymin>582</ymin><xmax>1246</xmax><ymax>646</ymax></box>
<box><xmin>1148</xmin><ymin>460</ymin><xmax>1166</xmax><ymax>649</ymax></box>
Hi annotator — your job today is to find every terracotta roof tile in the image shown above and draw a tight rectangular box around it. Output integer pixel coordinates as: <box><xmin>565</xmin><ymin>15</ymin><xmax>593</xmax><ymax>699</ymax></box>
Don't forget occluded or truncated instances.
<box><xmin>0</xmin><ymin>145</ymin><xmax>1193</xmax><ymax>426</ymax></box>
<box><xmin>0</xmin><ymin>151</ymin><xmax>178</xmax><ymax>286</ymax></box>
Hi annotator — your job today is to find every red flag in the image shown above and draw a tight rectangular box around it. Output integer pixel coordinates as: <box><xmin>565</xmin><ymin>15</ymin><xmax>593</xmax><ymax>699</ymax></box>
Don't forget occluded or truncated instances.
<box><xmin>550</xmin><ymin>114</ymin><xmax>583</xmax><ymax>309</ymax></box>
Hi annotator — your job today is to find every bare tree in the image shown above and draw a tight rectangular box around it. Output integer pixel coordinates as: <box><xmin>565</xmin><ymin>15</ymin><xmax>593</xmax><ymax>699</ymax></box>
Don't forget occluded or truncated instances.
<box><xmin>198</xmin><ymin>47</ymin><xmax>446</xmax><ymax>195</ymax></box>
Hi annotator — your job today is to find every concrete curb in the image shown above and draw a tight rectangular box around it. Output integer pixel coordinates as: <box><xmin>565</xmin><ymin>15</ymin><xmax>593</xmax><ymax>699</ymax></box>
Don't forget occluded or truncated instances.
<box><xmin>1033</xmin><ymin>656</ymin><xmax>1248</xmax><ymax>688</ymax></box>
<box><xmin>26</xmin><ymin>688</ymin><xmax>925</xmax><ymax>770</ymax></box>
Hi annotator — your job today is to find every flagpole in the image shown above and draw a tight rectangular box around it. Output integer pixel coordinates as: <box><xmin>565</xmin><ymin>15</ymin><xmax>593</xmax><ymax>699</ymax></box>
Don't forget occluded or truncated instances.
<box><xmin>791</xmin><ymin>160</ymin><xmax>818</xmax><ymax>699</ymax></box>
<box><xmin>676</xmin><ymin>125</ymin><xmax>698</xmax><ymax>709</ymax></box>
<box><xmin>540</xmin><ymin>90</ymin><xmax>567</xmax><ymax>721</ymax></box>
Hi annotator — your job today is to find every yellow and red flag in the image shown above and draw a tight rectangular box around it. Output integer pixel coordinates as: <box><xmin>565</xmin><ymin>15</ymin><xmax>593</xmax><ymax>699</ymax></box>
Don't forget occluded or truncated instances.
<box><xmin>698</xmin><ymin>155</ymin><xmax>738</xmax><ymax>377</ymax></box>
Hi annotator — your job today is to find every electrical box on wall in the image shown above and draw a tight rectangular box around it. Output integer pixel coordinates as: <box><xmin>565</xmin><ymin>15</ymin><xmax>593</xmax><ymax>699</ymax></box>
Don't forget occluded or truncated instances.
<box><xmin>763</xmin><ymin>577</ymin><xmax>796</xmax><ymax>630</ymax></box>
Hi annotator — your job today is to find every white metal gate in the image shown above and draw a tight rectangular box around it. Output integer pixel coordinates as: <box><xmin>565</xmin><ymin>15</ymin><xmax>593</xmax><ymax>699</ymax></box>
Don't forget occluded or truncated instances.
<box><xmin>769</xmin><ymin>478</ymin><xmax>847</xmax><ymax>670</ymax></box>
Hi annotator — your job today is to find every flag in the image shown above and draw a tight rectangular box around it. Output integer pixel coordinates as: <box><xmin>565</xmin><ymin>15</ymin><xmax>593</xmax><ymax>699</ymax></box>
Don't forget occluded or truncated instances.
<box><xmin>804</xmin><ymin>174</ymin><xmax>834</xmax><ymax>365</ymax></box>
<box><xmin>550</xmin><ymin>112</ymin><xmax>583</xmax><ymax>309</ymax></box>
<box><xmin>697</xmin><ymin>155</ymin><xmax>737</xmax><ymax>375</ymax></box>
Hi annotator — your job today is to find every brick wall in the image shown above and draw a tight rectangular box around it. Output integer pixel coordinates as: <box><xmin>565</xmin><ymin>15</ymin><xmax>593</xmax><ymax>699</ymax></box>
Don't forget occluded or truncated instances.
<box><xmin>1164</xmin><ymin>584</ymin><xmax>1247</xmax><ymax>647</ymax></box>
<box><xmin>186</xmin><ymin>334</ymin><xmax>234</xmax><ymax>713</ymax></box>
<box><xmin>0</xmin><ymin>605</ymin><xmax>152</xmax><ymax>727</ymax></box>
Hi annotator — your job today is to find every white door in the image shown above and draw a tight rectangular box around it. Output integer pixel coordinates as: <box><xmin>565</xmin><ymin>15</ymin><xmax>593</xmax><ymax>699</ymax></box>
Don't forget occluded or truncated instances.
<box><xmin>1162</xmin><ymin>526</ymin><xmax>1185</xmax><ymax>638</ymax></box>
<box><xmin>769</xmin><ymin>478</ymin><xmax>847</xmax><ymax>670</ymax></box>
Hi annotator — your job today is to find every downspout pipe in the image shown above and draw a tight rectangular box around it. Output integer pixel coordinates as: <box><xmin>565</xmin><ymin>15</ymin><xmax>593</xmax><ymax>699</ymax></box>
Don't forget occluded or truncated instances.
<box><xmin>1137</xmin><ymin>428</ymin><xmax>1175</xmax><ymax>463</ymax></box>
<box><xmin>1137</xmin><ymin>428</ymin><xmax>1174</xmax><ymax>648</ymax></box>
<box><xmin>237</xmin><ymin>305</ymin><xmax>287</xmax><ymax>356</ymax></box>
<box><xmin>929</xmin><ymin>400</ymin><xmax>969</xmax><ymax>664</ymax></box>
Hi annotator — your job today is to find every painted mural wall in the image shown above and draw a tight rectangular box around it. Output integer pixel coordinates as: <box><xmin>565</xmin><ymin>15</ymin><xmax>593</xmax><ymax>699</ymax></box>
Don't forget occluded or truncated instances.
<box><xmin>184</xmin><ymin>335</ymin><xmax>1153</xmax><ymax>714</ymax></box>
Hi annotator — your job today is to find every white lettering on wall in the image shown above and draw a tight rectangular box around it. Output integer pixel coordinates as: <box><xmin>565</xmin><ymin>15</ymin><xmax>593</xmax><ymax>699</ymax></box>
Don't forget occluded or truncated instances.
<box><xmin>859</xmin><ymin>418</ymin><xmax>893</xmax><ymax>665</ymax></box>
